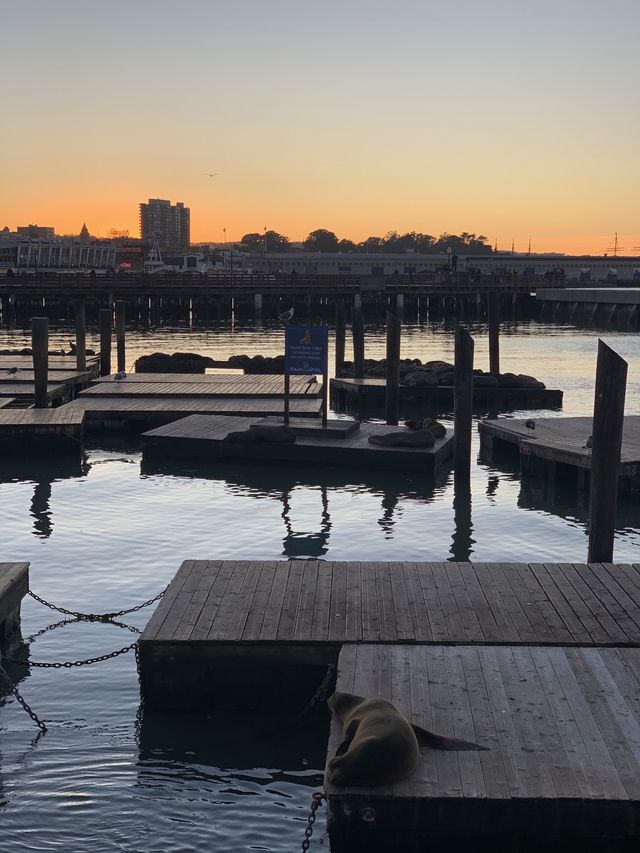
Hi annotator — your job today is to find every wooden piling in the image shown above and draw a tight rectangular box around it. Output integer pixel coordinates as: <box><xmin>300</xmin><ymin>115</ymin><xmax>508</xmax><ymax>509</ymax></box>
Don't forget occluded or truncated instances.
<box><xmin>99</xmin><ymin>308</ymin><xmax>112</xmax><ymax>377</ymax></box>
<box><xmin>454</xmin><ymin>325</ymin><xmax>474</xmax><ymax>482</ymax></box>
<box><xmin>74</xmin><ymin>299</ymin><xmax>86</xmax><ymax>371</ymax></box>
<box><xmin>488</xmin><ymin>291</ymin><xmax>500</xmax><ymax>375</ymax></box>
<box><xmin>335</xmin><ymin>299</ymin><xmax>346</xmax><ymax>377</ymax></box>
<box><xmin>115</xmin><ymin>300</ymin><xmax>126</xmax><ymax>373</ymax></box>
<box><xmin>31</xmin><ymin>317</ymin><xmax>49</xmax><ymax>409</ymax></box>
<box><xmin>587</xmin><ymin>340</ymin><xmax>627</xmax><ymax>563</ymax></box>
<box><xmin>385</xmin><ymin>311</ymin><xmax>401</xmax><ymax>425</ymax></box>
<box><xmin>352</xmin><ymin>294</ymin><xmax>365</xmax><ymax>380</ymax></box>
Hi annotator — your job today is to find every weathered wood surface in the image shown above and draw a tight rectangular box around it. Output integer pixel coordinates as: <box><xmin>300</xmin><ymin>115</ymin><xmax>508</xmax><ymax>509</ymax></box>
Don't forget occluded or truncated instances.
<box><xmin>0</xmin><ymin>354</ymin><xmax>99</xmax><ymax>373</ymax></box>
<box><xmin>141</xmin><ymin>415</ymin><xmax>454</xmax><ymax>472</ymax></box>
<box><xmin>0</xmin><ymin>408</ymin><xmax>84</xmax><ymax>429</ymax></box>
<box><xmin>326</xmin><ymin>643</ymin><xmax>640</xmax><ymax>850</ymax></box>
<box><xmin>141</xmin><ymin>560</ymin><xmax>640</xmax><ymax>647</ymax></box>
<box><xmin>479</xmin><ymin>416</ymin><xmax>640</xmax><ymax>478</ymax></box>
<box><xmin>0</xmin><ymin>382</ymin><xmax>70</xmax><ymax>403</ymax></box>
<box><xmin>0</xmin><ymin>369</ymin><xmax>93</xmax><ymax>385</ymax></box>
<box><xmin>63</xmin><ymin>396</ymin><xmax>322</xmax><ymax>423</ymax></box>
<box><xmin>83</xmin><ymin>374</ymin><xmax>322</xmax><ymax>398</ymax></box>
<box><xmin>0</xmin><ymin>562</ymin><xmax>29</xmax><ymax>641</ymax></box>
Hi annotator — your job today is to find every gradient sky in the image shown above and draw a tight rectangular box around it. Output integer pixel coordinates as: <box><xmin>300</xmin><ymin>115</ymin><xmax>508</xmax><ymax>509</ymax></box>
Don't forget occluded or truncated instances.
<box><xmin>1</xmin><ymin>0</ymin><xmax>638</xmax><ymax>254</ymax></box>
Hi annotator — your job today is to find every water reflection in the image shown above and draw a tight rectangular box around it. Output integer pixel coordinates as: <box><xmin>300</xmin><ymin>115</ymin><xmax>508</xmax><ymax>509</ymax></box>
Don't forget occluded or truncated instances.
<box><xmin>451</xmin><ymin>483</ymin><xmax>474</xmax><ymax>562</ymax></box>
<box><xmin>281</xmin><ymin>484</ymin><xmax>331</xmax><ymax>558</ymax></box>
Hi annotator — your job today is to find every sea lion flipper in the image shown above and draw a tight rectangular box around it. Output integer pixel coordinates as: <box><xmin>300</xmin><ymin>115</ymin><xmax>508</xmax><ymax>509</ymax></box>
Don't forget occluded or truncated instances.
<box><xmin>411</xmin><ymin>724</ymin><xmax>489</xmax><ymax>752</ymax></box>
<box><xmin>335</xmin><ymin>739</ymin><xmax>350</xmax><ymax>756</ymax></box>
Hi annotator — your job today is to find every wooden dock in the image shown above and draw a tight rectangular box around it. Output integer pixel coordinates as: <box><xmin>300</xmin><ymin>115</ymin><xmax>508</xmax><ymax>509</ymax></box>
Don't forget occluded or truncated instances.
<box><xmin>140</xmin><ymin>416</ymin><xmax>454</xmax><ymax>472</ymax></box>
<box><xmin>326</xmin><ymin>643</ymin><xmax>640</xmax><ymax>852</ymax></box>
<box><xmin>63</xmin><ymin>396</ymin><xmax>322</xmax><ymax>428</ymax></box>
<box><xmin>83</xmin><ymin>373</ymin><xmax>322</xmax><ymax>398</ymax></box>
<box><xmin>138</xmin><ymin>559</ymin><xmax>640</xmax><ymax>711</ymax></box>
<box><xmin>0</xmin><ymin>562</ymin><xmax>29</xmax><ymax>657</ymax></box>
<box><xmin>0</xmin><ymin>381</ymin><xmax>74</xmax><ymax>408</ymax></box>
<box><xmin>0</xmin><ymin>354</ymin><xmax>99</xmax><ymax>378</ymax></box>
<box><xmin>331</xmin><ymin>376</ymin><xmax>563</xmax><ymax>415</ymax></box>
<box><xmin>479</xmin><ymin>416</ymin><xmax>640</xmax><ymax>491</ymax></box>
<box><xmin>0</xmin><ymin>407</ymin><xmax>85</xmax><ymax>449</ymax></box>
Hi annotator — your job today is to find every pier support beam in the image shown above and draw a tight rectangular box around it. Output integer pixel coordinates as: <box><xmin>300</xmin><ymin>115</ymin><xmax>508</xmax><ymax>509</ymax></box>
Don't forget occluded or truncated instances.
<box><xmin>335</xmin><ymin>298</ymin><xmax>346</xmax><ymax>377</ymax></box>
<box><xmin>587</xmin><ymin>340</ymin><xmax>627</xmax><ymax>563</ymax></box>
<box><xmin>488</xmin><ymin>291</ymin><xmax>500</xmax><ymax>375</ymax></box>
<box><xmin>385</xmin><ymin>311</ymin><xmax>401</xmax><ymax>425</ymax></box>
<box><xmin>115</xmin><ymin>300</ymin><xmax>126</xmax><ymax>373</ymax></box>
<box><xmin>99</xmin><ymin>308</ymin><xmax>112</xmax><ymax>377</ymax></box>
<box><xmin>74</xmin><ymin>299</ymin><xmax>86</xmax><ymax>371</ymax></box>
<box><xmin>352</xmin><ymin>294</ymin><xmax>365</xmax><ymax>380</ymax></box>
<box><xmin>32</xmin><ymin>317</ymin><xmax>49</xmax><ymax>409</ymax></box>
<box><xmin>454</xmin><ymin>326</ymin><xmax>474</xmax><ymax>483</ymax></box>
<box><xmin>254</xmin><ymin>292</ymin><xmax>262</xmax><ymax>318</ymax></box>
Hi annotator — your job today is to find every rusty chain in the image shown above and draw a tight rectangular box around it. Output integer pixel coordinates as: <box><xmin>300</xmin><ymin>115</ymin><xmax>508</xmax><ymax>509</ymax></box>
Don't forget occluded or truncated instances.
<box><xmin>301</xmin><ymin>792</ymin><xmax>325</xmax><ymax>852</ymax></box>
<box><xmin>27</xmin><ymin>586</ymin><xmax>168</xmax><ymax>622</ymax></box>
<box><xmin>8</xmin><ymin>640</ymin><xmax>139</xmax><ymax>670</ymax></box>
<box><xmin>0</xmin><ymin>661</ymin><xmax>48</xmax><ymax>733</ymax></box>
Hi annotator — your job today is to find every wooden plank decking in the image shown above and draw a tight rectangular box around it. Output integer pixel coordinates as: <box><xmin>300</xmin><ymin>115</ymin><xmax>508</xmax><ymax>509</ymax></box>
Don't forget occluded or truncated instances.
<box><xmin>0</xmin><ymin>407</ymin><xmax>85</xmax><ymax>447</ymax></box>
<box><xmin>140</xmin><ymin>415</ymin><xmax>454</xmax><ymax>472</ymax></box>
<box><xmin>0</xmin><ymin>562</ymin><xmax>29</xmax><ymax>650</ymax></box>
<box><xmin>83</xmin><ymin>373</ymin><xmax>322</xmax><ymax>398</ymax></box>
<box><xmin>63</xmin><ymin>396</ymin><xmax>322</xmax><ymax>427</ymax></box>
<box><xmin>479</xmin><ymin>416</ymin><xmax>640</xmax><ymax>484</ymax></box>
<box><xmin>326</xmin><ymin>643</ymin><xmax>640</xmax><ymax>852</ymax></box>
<box><xmin>0</xmin><ymin>381</ymin><xmax>71</xmax><ymax>406</ymax></box>
<box><xmin>138</xmin><ymin>560</ymin><xmax>640</xmax><ymax>711</ymax></box>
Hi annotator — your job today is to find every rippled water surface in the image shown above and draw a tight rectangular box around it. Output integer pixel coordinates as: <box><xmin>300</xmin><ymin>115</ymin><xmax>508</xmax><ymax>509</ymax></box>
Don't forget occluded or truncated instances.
<box><xmin>1</xmin><ymin>319</ymin><xmax>639</xmax><ymax>851</ymax></box>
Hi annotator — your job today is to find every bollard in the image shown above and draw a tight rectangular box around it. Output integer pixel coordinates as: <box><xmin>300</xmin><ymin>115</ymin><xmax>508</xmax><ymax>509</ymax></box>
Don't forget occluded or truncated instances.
<box><xmin>115</xmin><ymin>300</ymin><xmax>126</xmax><ymax>373</ymax></box>
<box><xmin>385</xmin><ymin>311</ymin><xmax>401</xmax><ymax>425</ymax></box>
<box><xmin>587</xmin><ymin>340</ymin><xmax>627</xmax><ymax>563</ymax></box>
<box><xmin>99</xmin><ymin>308</ymin><xmax>112</xmax><ymax>377</ymax></box>
<box><xmin>488</xmin><ymin>291</ymin><xmax>500</xmax><ymax>375</ymax></box>
<box><xmin>335</xmin><ymin>299</ymin><xmax>346</xmax><ymax>377</ymax></box>
<box><xmin>32</xmin><ymin>317</ymin><xmax>49</xmax><ymax>408</ymax></box>
<box><xmin>454</xmin><ymin>325</ymin><xmax>474</xmax><ymax>483</ymax></box>
<box><xmin>353</xmin><ymin>294</ymin><xmax>365</xmax><ymax>380</ymax></box>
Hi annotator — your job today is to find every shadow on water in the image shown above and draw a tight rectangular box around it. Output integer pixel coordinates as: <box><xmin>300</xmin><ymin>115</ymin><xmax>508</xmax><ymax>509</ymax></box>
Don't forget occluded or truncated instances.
<box><xmin>137</xmin><ymin>707</ymin><xmax>328</xmax><ymax>786</ymax></box>
<box><xmin>141</xmin><ymin>457</ymin><xmax>451</xmax><ymax>559</ymax></box>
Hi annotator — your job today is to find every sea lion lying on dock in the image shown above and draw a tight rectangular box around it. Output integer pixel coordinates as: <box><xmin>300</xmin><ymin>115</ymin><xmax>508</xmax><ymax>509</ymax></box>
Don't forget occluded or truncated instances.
<box><xmin>404</xmin><ymin>417</ymin><xmax>447</xmax><ymax>438</ymax></box>
<box><xmin>222</xmin><ymin>426</ymin><xmax>296</xmax><ymax>444</ymax></box>
<box><xmin>327</xmin><ymin>691</ymin><xmax>487</xmax><ymax>787</ymax></box>
<box><xmin>368</xmin><ymin>428</ymin><xmax>435</xmax><ymax>447</ymax></box>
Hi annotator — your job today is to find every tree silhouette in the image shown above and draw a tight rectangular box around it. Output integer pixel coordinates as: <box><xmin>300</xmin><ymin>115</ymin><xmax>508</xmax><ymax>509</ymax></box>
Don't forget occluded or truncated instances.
<box><xmin>304</xmin><ymin>229</ymin><xmax>339</xmax><ymax>252</ymax></box>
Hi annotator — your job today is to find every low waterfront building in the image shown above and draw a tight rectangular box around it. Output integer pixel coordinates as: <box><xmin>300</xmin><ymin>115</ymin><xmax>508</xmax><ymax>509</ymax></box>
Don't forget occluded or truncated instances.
<box><xmin>0</xmin><ymin>230</ymin><xmax>118</xmax><ymax>271</ymax></box>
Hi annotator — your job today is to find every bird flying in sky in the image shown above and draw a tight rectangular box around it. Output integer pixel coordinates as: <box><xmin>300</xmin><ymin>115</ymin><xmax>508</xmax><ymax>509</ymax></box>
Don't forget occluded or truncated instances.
<box><xmin>205</xmin><ymin>173</ymin><xmax>219</xmax><ymax>178</ymax></box>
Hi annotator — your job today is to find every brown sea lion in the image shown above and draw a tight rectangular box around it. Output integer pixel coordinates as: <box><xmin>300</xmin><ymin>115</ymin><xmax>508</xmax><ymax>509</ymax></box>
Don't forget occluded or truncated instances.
<box><xmin>222</xmin><ymin>426</ymin><xmax>296</xmax><ymax>444</ymax></box>
<box><xmin>368</xmin><ymin>428</ymin><xmax>435</xmax><ymax>448</ymax></box>
<box><xmin>403</xmin><ymin>417</ymin><xmax>446</xmax><ymax>438</ymax></box>
<box><xmin>326</xmin><ymin>691</ymin><xmax>487</xmax><ymax>787</ymax></box>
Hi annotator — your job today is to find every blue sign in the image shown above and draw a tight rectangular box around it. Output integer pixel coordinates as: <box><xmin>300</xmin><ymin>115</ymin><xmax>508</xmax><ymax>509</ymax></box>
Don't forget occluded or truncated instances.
<box><xmin>285</xmin><ymin>324</ymin><xmax>328</xmax><ymax>375</ymax></box>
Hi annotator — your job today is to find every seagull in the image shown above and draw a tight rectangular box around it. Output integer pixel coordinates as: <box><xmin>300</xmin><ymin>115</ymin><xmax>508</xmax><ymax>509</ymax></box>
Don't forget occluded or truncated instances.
<box><xmin>279</xmin><ymin>307</ymin><xmax>294</xmax><ymax>322</ymax></box>
<box><xmin>5</xmin><ymin>366</ymin><xmax>20</xmax><ymax>375</ymax></box>
<box><xmin>205</xmin><ymin>172</ymin><xmax>219</xmax><ymax>178</ymax></box>
<box><xmin>525</xmin><ymin>418</ymin><xmax>536</xmax><ymax>434</ymax></box>
<box><xmin>113</xmin><ymin>370</ymin><xmax>127</xmax><ymax>381</ymax></box>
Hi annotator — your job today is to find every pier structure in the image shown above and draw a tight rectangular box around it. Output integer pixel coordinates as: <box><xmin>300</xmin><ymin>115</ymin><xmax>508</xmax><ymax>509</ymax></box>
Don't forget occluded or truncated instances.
<box><xmin>138</xmin><ymin>558</ymin><xmax>640</xmax><ymax>850</ymax></box>
<box><xmin>0</xmin><ymin>563</ymin><xmax>29</xmax><ymax>661</ymax></box>
<box><xmin>537</xmin><ymin>287</ymin><xmax>640</xmax><ymax>329</ymax></box>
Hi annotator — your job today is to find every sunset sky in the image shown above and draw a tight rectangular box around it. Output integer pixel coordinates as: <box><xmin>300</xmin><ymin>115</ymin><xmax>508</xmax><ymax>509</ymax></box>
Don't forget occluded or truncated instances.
<box><xmin>1</xmin><ymin>0</ymin><xmax>638</xmax><ymax>255</ymax></box>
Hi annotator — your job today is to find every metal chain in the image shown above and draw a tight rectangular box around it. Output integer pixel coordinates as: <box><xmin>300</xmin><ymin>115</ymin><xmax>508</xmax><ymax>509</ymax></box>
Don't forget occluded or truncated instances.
<box><xmin>0</xmin><ymin>661</ymin><xmax>47</xmax><ymax>733</ymax></box>
<box><xmin>13</xmin><ymin>640</ymin><xmax>139</xmax><ymax>669</ymax></box>
<box><xmin>301</xmin><ymin>792</ymin><xmax>325</xmax><ymax>852</ymax></box>
<box><xmin>27</xmin><ymin>586</ymin><xmax>168</xmax><ymax>622</ymax></box>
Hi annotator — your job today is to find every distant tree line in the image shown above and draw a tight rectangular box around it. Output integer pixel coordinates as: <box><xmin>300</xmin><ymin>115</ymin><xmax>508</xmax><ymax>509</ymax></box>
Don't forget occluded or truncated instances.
<box><xmin>237</xmin><ymin>229</ymin><xmax>492</xmax><ymax>254</ymax></box>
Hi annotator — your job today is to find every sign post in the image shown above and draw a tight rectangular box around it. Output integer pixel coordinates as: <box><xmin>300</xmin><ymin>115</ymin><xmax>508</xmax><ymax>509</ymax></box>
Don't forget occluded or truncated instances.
<box><xmin>284</xmin><ymin>324</ymin><xmax>329</xmax><ymax>427</ymax></box>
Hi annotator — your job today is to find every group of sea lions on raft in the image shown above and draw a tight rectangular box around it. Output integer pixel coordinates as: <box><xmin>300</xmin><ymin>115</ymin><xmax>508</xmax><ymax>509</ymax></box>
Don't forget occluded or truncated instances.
<box><xmin>326</xmin><ymin>692</ymin><xmax>488</xmax><ymax>787</ymax></box>
<box><xmin>368</xmin><ymin>417</ymin><xmax>447</xmax><ymax>448</ymax></box>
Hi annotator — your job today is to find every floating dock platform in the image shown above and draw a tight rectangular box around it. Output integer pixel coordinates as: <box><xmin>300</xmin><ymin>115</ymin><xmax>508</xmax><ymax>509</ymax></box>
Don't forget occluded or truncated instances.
<box><xmin>84</xmin><ymin>373</ymin><xmax>322</xmax><ymax>398</ymax></box>
<box><xmin>140</xmin><ymin>415</ymin><xmax>453</xmax><ymax>472</ymax></box>
<box><xmin>479</xmin><ymin>416</ymin><xmax>640</xmax><ymax>492</ymax></box>
<box><xmin>0</xmin><ymin>407</ymin><xmax>85</xmax><ymax>449</ymax></box>
<box><xmin>0</xmin><ymin>562</ymin><xmax>29</xmax><ymax>658</ymax></box>
<box><xmin>330</xmin><ymin>377</ymin><xmax>562</xmax><ymax>415</ymax></box>
<box><xmin>326</xmin><ymin>643</ymin><xmax>640</xmax><ymax>853</ymax></box>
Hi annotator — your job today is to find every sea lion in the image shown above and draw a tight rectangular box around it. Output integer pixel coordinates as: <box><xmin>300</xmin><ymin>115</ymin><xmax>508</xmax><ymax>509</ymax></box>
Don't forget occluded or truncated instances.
<box><xmin>222</xmin><ymin>426</ymin><xmax>296</xmax><ymax>444</ymax></box>
<box><xmin>368</xmin><ymin>428</ymin><xmax>435</xmax><ymax>448</ymax></box>
<box><xmin>326</xmin><ymin>691</ymin><xmax>487</xmax><ymax>787</ymax></box>
<box><xmin>404</xmin><ymin>417</ymin><xmax>447</xmax><ymax>439</ymax></box>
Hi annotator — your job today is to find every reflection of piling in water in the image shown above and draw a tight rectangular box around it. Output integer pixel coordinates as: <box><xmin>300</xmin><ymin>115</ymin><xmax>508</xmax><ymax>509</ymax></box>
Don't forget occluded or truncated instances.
<box><xmin>30</xmin><ymin>480</ymin><xmax>53</xmax><ymax>538</ymax></box>
<box><xmin>451</xmin><ymin>482</ymin><xmax>473</xmax><ymax>562</ymax></box>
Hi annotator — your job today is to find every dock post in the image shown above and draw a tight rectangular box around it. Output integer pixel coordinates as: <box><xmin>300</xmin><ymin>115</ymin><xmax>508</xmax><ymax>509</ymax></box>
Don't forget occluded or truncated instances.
<box><xmin>587</xmin><ymin>340</ymin><xmax>627</xmax><ymax>563</ymax></box>
<box><xmin>99</xmin><ymin>308</ymin><xmax>112</xmax><ymax>377</ymax></box>
<box><xmin>385</xmin><ymin>311</ymin><xmax>401</xmax><ymax>425</ymax></box>
<box><xmin>335</xmin><ymin>298</ymin><xmax>346</xmax><ymax>377</ymax></box>
<box><xmin>254</xmin><ymin>292</ymin><xmax>263</xmax><ymax>319</ymax></box>
<box><xmin>454</xmin><ymin>325</ymin><xmax>474</xmax><ymax>482</ymax></box>
<box><xmin>74</xmin><ymin>299</ymin><xmax>86</xmax><ymax>371</ymax></box>
<box><xmin>488</xmin><ymin>291</ymin><xmax>500</xmax><ymax>375</ymax></box>
<box><xmin>352</xmin><ymin>293</ymin><xmax>365</xmax><ymax>379</ymax></box>
<box><xmin>115</xmin><ymin>300</ymin><xmax>126</xmax><ymax>373</ymax></box>
<box><xmin>32</xmin><ymin>317</ymin><xmax>49</xmax><ymax>409</ymax></box>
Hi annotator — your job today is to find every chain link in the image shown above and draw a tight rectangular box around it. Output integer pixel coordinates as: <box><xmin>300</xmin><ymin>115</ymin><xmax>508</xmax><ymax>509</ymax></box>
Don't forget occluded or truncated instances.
<box><xmin>27</xmin><ymin>586</ymin><xmax>167</xmax><ymax>622</ymax></box>
<box><xmin>301</xmin><ymin>792</ymin><xmax>325</xmax><ymax>852</ymax></box>
<box><xmin>0</xmin><ymin>661</ymin><xmax>47</xmax><ymax>733</ymax></box>
<box><xmin>9</xmin><ymin>640</ymin><xmax>139</xmax><ymax>670</ymax></box>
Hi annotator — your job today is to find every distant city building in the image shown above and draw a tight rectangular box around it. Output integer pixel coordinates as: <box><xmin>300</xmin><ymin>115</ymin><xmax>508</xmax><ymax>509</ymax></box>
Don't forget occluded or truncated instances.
<box><xmin>139</xmin><ymin>199</ymin><xmax>190</xmax><ymax>252</ymax></box>
<box><xmin>0</xmin><ymin>229</ymin><xmax>118</xmax><ymax>270</ymax></box>
<box><xmin>16</xmin><ymin>224</ymin><xmax>55</xmax><ymax>239</ymax></box>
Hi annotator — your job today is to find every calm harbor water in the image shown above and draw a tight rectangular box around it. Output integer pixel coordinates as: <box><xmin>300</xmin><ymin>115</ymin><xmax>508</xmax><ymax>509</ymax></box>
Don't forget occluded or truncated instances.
<box><xmin>1</xmin><ymin>319</ymin><xmax>639</xmax><ymax>851</ymax></box>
